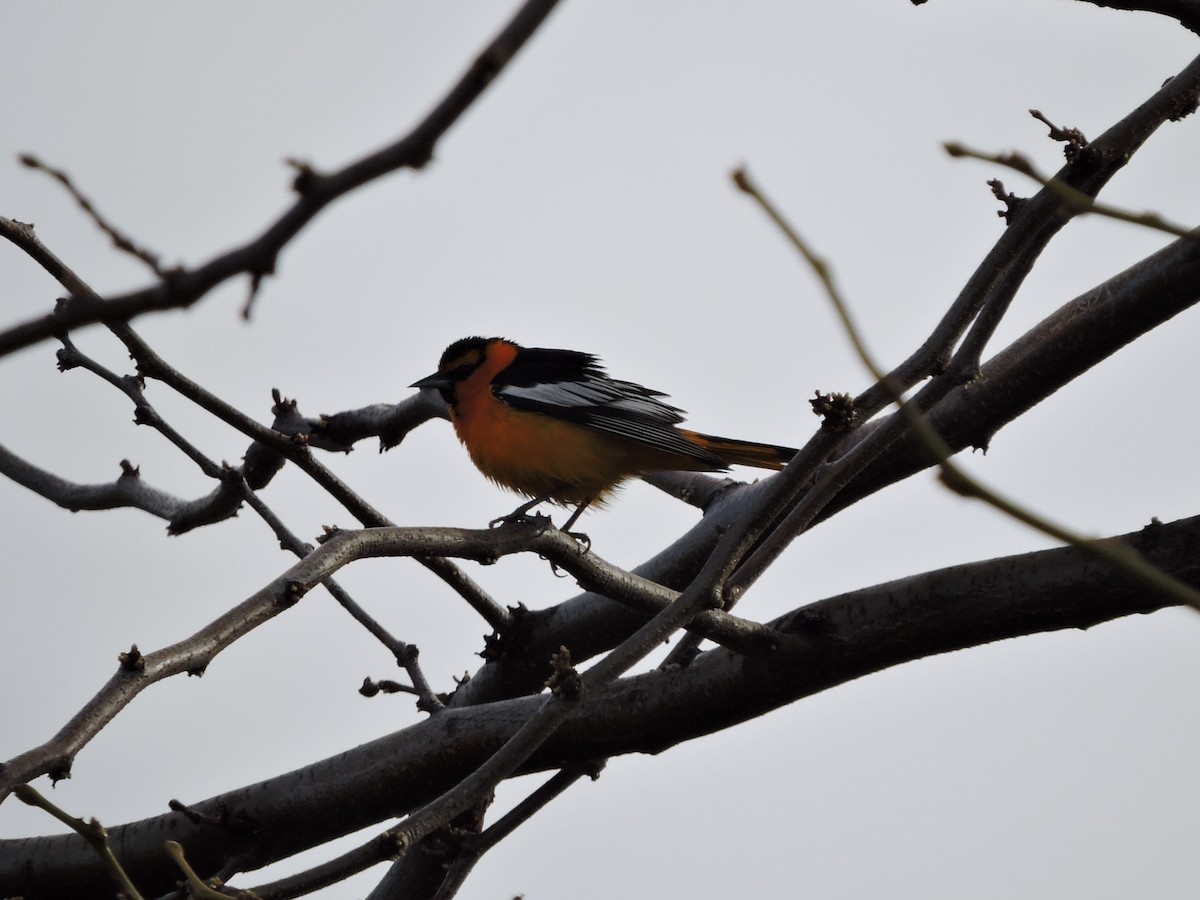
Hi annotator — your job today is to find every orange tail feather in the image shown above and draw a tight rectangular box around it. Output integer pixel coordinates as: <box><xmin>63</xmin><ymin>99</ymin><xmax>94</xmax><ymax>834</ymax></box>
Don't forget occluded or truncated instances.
<box><xmin>684</xmin><ymin>431</ymin><xmax>797</xmax><ymax>471</ymax></box>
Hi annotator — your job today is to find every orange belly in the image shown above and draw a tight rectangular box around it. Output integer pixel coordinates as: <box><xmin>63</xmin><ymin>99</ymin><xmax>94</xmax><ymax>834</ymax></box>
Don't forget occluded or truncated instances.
<box><xmin>452</xmin><ymin>399</ymin><xmax>634</xmax><ymax>504</ymax></box>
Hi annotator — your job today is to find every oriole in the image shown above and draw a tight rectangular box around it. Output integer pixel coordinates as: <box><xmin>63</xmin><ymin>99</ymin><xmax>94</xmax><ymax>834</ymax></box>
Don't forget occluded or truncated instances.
<box><xmin>412</xmin><ymin>337</ymin><xmax>798</xmax><ymax>531</ymax></box>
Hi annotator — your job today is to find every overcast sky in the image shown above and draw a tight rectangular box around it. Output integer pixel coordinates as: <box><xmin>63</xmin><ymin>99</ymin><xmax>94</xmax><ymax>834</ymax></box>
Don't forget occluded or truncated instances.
<box><xmin>2</xmin><ymin>3</ymin><xmax>1199</xmax><ymax>898</ymax></box>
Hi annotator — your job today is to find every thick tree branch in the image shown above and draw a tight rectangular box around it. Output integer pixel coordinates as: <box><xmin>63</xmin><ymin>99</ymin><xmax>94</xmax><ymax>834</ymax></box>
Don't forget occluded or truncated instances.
<box><xmin>6</xmin><ymin>514</ymin><xmax>1195</xmax><ymax>898</ymax></box>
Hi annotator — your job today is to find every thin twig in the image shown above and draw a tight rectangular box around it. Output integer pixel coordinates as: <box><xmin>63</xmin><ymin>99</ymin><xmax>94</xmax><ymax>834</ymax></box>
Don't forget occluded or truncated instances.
<box><xmin>52</xmin><ymin>336</ymin><xmax>447</xmax><ymax>702</ymax></box>
<box><xmin>9</xmin><ymin>217</ymin><xmax>504</xmax><ymax>628</ymax></box>
<box><xmin>14</xmin><ymin>784</ymin><xmax>146</xmax><ymax>900</ymax></box>
<box><xmin>529</xmin><ymin>527</ymin><xmax>781</xmax><ymax>654</ymax></box>
<box><xmin>18</xmin><ymin>154</ymin><xmax>167</xmax><ymax>275</ymax></box>
<box><xmin>945</xmin><ymin>142</ymin><xmax>1200</xmax><ymax>240</ymax></box>
<box><xmin>849</xmin><ymin>48</ymin><xmax>1200</xmax><ymax>415</ymax></box>
<box><xmin>0</xmin><ymin>0</ymin><xmax>564</xmax><ymax>359</ymax></box>
<box><xmin>0</xmin><ymin>523</ymin><xmax>736</xmax><ymax>800</ymax></box>
<box><xmin>163</xmin><ymin>841</ymin><xmax>244</xmax><ymax>899</ymax></box>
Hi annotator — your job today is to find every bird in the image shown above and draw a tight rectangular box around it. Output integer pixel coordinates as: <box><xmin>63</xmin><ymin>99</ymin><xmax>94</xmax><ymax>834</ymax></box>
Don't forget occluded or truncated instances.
<box><xmin>411</xmin><ymin>336</ymin><xmax>798</xmax><ymax>532</ymax></box>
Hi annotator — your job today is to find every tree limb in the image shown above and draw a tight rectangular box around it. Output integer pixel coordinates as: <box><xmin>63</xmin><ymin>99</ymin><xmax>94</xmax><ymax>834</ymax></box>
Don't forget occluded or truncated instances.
<box><xmin>6</xmin><ymin>514</ymin><xmax>1194</xmax><ymax>898</ymax></box>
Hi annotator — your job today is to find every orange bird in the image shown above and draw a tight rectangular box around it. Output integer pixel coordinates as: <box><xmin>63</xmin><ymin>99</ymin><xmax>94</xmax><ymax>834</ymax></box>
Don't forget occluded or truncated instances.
<box><xmin>412</xmin><ymin>337</ymin><xmax>797</xmax><ymax>531</ymax></box>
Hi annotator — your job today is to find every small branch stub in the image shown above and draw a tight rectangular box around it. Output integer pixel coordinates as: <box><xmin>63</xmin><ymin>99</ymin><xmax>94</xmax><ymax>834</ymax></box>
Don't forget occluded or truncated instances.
<box><xmin>1029</xmin><ymin>109</ymin><xmax>1088</xmax><ymax>161</ymax></box>
<box><xmin>360</xmin><ymin>677</ymin><xmax>409</xmax><ymax>698</ymax></box>
<box><xmin>810</xmin><ymin>391</ymin><xmax>857</xmax><ymax>433</ymax></box>
<box><xmin>168</xmin><ymin>799</ymin><xmax>230</xmax><ymax>829</ymax></box>
<box><xmin>988</xmin><ymin>178</ymin><xmax>1026</xmax><ymax>222</ymax></box>
<box><xmin>279</xmin><ymin>579</ymin><xmax>308</xmax><ymax>607</ymax></box>
<box><xmin>118</xmin><ymin>645</ymin><xmax>145</xmax><ymax>672</ymax></box>
<box><xmin>545</xmin><ymin>646</ymin><xmax>582</xmax><ymax>698</ymax></box>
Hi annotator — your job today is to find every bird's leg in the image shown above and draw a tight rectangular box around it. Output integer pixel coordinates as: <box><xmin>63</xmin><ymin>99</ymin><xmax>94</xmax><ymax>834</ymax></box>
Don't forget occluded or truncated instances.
<box><xmin>558</xmin><ymin>496</ymin><xmax>594</xmax><ymax>549</ymax></box>
<box><xmin>559</xmin><ymin>500</ymin><xmax>590</xmax><ymax>534</ymax></box>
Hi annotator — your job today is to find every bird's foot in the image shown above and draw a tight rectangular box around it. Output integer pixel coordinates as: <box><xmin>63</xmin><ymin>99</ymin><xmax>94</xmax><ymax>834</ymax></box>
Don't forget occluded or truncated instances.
<box><xmin>546</xmin><ymin>530</ymin><xmax>590</xmax><ymax>577</ymax></box>
<box><xmin>489</xmin><ymin>509</ymin><xmax>552</xmax><ymax>530</ymax></box>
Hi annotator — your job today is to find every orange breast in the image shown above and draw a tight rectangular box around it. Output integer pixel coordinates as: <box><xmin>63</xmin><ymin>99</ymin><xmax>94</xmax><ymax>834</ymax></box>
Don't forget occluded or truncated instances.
<box><xmin>451</xmin><ymin>394</ymin><xmax>633</xmax><ymax>504</ymax></box>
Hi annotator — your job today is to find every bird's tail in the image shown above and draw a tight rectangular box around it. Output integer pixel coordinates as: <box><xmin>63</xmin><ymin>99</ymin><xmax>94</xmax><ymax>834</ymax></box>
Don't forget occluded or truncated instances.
<box><xmin>684</xmin><ymin>431</ymin><xmax>797</xmax><ymax>471</ymax></box>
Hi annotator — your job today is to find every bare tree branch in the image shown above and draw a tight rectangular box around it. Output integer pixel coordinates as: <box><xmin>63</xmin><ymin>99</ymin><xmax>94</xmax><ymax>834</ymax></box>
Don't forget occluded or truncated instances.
<box><xmin>17</xmin><ymin>154</ymin><xmax>167</xmax><ymax>277</ymax></box>
<box><xmin>945</xmin><ymin>141</ymin><xmax>1200</xmax><ymax>240</ymax></box>
<box><xmin>0</xmin><ymin>446</ymin><xmax>193</xmax><ymax>520</ymax></box>
<box><xmin>729</xmin><ymin>167</ymin><xmax>1200</xmax><ymax>611</ymax></box>
<box><xmin>0</xmin><ymin>0</ymin><xmax>563</xmax><ymax>360</ymax></box>
<box><xmin>1075</xmin><ymin>0</ymin><xmax>1200</xmax><ymax>33</ymax></box>
<box><xmin>825</xmin><ymin>227</ymin><xmax>1200</xmax><ymax>526</ymax></box>
<box><xmin>425</xmin><ymin>763</ymin><xmax>603</xmax><ymax>900</ymax></box>
<box><xmin>0</xmin><ymin>522</ymin><xmax>771</xmax><ymax>803</ymax></box>
<box><xmin>3</xmin><ymin>5</ymin><xmax>1197</xmax><ymax>897</ymax></box>
<box><xmin>3</xmin><ymin>213</ymin><xmax>507</xmax><ymax>637</ymax></box>
<box><xmin>6</xmin><ymin>514</ymin><xmax>1195</xmax><ymax>898</ymax></box>
<box><xmin>853</xmin><ymin>48</ymin><xmax>1200</xmax><ymax>415</ymax></box>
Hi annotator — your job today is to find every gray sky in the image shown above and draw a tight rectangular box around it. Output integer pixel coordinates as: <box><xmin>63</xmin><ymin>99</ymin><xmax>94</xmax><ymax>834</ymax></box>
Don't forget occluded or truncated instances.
<box><xmin>2</xmin><ymin>3</ymin><xmax>1199</xmax><ymax>898</ymax></box>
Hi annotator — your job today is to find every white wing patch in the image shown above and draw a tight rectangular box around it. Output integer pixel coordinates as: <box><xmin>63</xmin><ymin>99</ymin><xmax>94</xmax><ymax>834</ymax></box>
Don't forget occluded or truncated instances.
<box><xmin>497</xmin><ymin>373</ymin><xmax>724</xmax><ymax>467</ymax></box>
<box><xmin>499</xmin><ymin>376</ymin><xmax>683</xmax><ymax>423</ymax></box>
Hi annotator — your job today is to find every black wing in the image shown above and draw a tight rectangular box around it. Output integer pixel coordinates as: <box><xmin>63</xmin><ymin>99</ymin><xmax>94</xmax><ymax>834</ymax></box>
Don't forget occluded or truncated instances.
<box><xmin>493</xmin><ymin>347</ymin><xmax>727</xmax><ymax>467</ymax></box>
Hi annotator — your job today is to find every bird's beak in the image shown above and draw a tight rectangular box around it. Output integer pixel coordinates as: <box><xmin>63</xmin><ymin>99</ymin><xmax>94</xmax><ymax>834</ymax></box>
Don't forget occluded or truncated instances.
<box><xmin>411</xmin><ymin>373</ymin><xmax>453</xmax><ymax>391</ymax></box>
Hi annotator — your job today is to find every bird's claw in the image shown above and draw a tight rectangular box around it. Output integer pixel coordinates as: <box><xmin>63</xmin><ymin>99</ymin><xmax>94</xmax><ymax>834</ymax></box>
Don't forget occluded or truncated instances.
<box><xmin>564</xmin><ymin>530</ymin><xmax>591</xmax><ymax>551</ymax></box>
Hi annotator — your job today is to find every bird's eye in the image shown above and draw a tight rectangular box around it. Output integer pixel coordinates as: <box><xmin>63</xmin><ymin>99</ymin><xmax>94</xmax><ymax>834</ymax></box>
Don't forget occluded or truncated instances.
<box><xmin>437</xmin><ymin>349</ymin><xmax>485</xmax><ymax>382</ymax></box>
